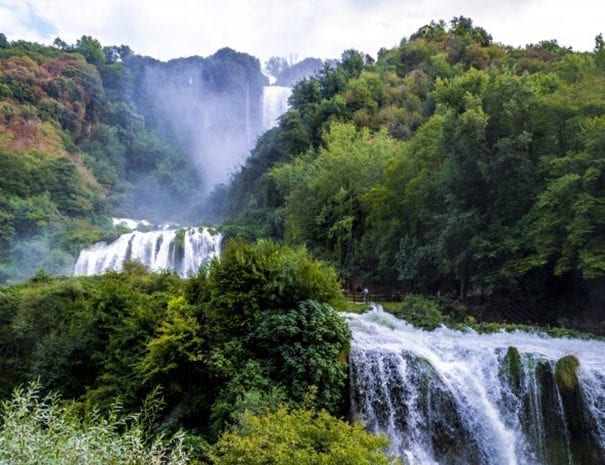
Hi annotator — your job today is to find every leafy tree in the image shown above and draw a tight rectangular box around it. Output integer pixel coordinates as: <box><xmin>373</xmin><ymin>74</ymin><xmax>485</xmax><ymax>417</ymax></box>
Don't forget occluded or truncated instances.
<box><xmin>269</xmin><ymin>122</ymin><xmax>400</xmax><ymax>271</ymax></box>
<box><xmin>516</xmin><ymin>116</ymin><xmax>605</xmax><ymax>279</ymax></box>
<box><xmin>265</xmin><ymin>56</ymin><xmax>293</xmax><ymax>76</ymax></box>
<box><xmin>75</xmin><ymin>35</ymin><xmax>105</xmax><ymax>66</ymax></box>
<box><xmin>247</xmin><ymin>300</ymin><xmax>350</xmax><ymax>412</ymax></box>
<box><xmin>199</xmin><ymin>239</ymin><xmax>342</xmax><ymax>340</ymax></box>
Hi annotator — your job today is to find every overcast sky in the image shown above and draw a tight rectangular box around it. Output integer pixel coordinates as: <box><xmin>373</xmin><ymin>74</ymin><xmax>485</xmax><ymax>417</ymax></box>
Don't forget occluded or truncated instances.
<box><xmin>1</xmin><ymin>0</ymin><xmax>603</xmax><ymax>63</ymax></box>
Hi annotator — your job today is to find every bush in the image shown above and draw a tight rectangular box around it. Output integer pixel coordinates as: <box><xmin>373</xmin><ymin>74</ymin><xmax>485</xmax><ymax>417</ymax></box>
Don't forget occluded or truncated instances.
<box><xmin>210</xmin><ymin>406</ymin><xmax>400</xmax><ymax>465</ymax></box>
<box><xmin>383</xmin><ymin>294</ymin><xmax>445</xmax><ymax>329</ymax></box>
<box><xmin>200</xmin><ymin>239</ymin><xmax>344</xmax><ymax>340</ymax></box>
<box><xmin>0</xmin><ymin>382</ymin><xmax>192</xmax><ymax>465</ymax></box>
<box><xmin>247</xmin><ymin>300</ymin><xmax>351</xmax><ymax>413</ymax></box>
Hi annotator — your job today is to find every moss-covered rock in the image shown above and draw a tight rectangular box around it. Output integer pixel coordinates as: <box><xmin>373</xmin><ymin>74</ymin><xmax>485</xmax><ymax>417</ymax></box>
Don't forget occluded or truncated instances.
<box><xmin>554</xmin><ymin>355</ymin><xmax>579</xmax><ymax>393</ymax></box>
<box><xmin>502</xmin><ymin>346</ymin><xmax>522</xmax><ymax>393</ymax></box>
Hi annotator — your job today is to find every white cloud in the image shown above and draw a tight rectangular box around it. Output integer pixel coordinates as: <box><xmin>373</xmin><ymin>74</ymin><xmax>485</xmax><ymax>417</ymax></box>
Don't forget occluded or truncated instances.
<box><xmin>0</xmin><ymin>0</ymin><xmax>603</xmax><ymax>62</ymax></box>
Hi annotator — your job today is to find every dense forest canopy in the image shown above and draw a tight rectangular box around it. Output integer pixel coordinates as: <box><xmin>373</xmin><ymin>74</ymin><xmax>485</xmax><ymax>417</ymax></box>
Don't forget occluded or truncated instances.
<box><xmin>0</xmin><ymin>17</ymin><xmax>602</xmax><ymax>318</ymax></box>
<box><xmin>221</xmin><ymin>18</ymin><xmax>605</xmax><ymax>328</ymax></box>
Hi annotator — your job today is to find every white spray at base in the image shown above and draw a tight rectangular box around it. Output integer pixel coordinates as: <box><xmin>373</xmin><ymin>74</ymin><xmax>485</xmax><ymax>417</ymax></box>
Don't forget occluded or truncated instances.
<box><xmin>74</xmin><ymin>226</ymin><xmax>221</xmax><ymax>277</ymax></box>
<box><xmin>346</xmin><ymin>306</ymin><xmax>605</xmax><ymax>465</ymax></box>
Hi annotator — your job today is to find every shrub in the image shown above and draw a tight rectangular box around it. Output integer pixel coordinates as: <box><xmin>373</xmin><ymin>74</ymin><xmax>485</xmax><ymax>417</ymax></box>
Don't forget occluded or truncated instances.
<box><xmin>210</xmin><ymin>406</ymin><xmax>400</xmax><ymax>465</ymax></box>
<box><xmin>0</xmin><ymin>382</ymin><xmax>192</xmax><ymax>465</ymax></box>
<box><xmin>384</xmin><ymin>294</ymin><xmax>444</xmax><ymax>329</ymax></box>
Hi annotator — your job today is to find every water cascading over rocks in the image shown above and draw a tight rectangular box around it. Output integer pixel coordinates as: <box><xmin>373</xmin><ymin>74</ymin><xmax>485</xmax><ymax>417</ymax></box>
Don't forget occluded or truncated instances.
<box><xmin>74</xmin><ymin>223</ymin><xmax>221</xmax><ymax>277</ymax></box>
<box><xmin>346</xmin><ymin>307</ymin><xmax>605</xmax><ymax>465</ymax></box>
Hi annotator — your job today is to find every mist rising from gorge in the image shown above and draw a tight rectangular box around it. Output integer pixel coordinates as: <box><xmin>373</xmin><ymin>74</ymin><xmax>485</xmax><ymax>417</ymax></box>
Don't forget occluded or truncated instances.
<box><xmin>126</xmin><ymin>48</ymin><xmax>267</xmax><ymax>196</ymax></box>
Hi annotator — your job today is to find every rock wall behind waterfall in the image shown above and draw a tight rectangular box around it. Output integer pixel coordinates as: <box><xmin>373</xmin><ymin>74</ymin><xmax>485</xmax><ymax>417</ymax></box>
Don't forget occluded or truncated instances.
<box><xmin>125</xmin><ymin>48</ymin><xmax>267</xmax><ymax>193</ymax></box>
<box><xmin>347</xmin><ymin>308</ymin><xmax>605</xmax><ymax>465</ymax></box>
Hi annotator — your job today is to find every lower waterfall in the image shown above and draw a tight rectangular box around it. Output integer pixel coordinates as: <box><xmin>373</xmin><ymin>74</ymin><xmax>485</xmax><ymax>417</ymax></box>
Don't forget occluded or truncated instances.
<box><xmin>346</xmin><ymin>307</ymin><xmax>605</xmax><ymax>465</ymax></box>
<box><xmin>74</xmin><ymin>226</ymin><xmax>221</xmax><ymax>277</ymax></box>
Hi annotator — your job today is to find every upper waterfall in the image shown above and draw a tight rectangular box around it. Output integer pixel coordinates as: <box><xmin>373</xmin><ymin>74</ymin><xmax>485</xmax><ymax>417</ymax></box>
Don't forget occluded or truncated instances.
<box><xmin>346</xmin><ymin>307</ymin><xmax>605</xmax><ymax>465</ymax></box>
<box><xmin>74</xmin><ymin>222</ymin><xmax>221</xmax><ymax>277</ymax></box>
<box><xmin>262</xmin><ymin>85</ymin><xmax>291</xmax><ymax>130</ymax></box>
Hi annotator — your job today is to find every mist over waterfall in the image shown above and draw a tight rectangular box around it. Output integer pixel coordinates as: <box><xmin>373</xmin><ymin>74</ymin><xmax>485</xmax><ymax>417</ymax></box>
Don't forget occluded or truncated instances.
<box><xmin>262</xmin><ymin>85</ymin><xmax>291</xmax><ymax>129</ymax></box>
<box><xmin>126</xmin><ymin>49</ymin><xmax>267</xmax><ymax>194</ymax></box>
<box><xmin>74</xmin><ymin>225</ymin><xmax>221</xmax><ymax>277</ymax></box>
<box><xmin>346</xmin><ymin>307</ymin><xmax>605</xmax><ymax>465</ymax></box>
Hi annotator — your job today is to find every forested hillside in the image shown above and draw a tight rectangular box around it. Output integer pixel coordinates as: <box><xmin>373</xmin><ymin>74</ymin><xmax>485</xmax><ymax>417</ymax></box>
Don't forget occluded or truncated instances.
<box><xmin>0</xmin><ymin>35</ymin><xmax>265</xmax><ymax>283</ymax></box>
<box><xmin>222</xmin><ymin>18</ymin><xmax>605</xmax><ymax>328</ymax></box>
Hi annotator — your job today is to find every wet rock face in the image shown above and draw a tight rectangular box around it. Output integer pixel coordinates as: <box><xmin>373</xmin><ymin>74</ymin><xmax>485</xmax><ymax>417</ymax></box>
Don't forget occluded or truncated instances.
<box><xmin>125</xmin><ymin>49</ymin><xmax>267</xmax><ymax>192</ymax></box>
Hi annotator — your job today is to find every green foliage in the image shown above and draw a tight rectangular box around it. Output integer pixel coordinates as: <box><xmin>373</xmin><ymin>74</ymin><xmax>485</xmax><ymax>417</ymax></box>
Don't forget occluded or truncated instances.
<box><xmin>138</xmin><ymin>296</ymin><xmax>203</xmax><ymax>382</ymax></box>
<box><xmin>220</xmin><ymin>16</ymin><xmax>605</xmax><ymax>326</ymax></box>
<box><xmin>382</xmin><ymin>294</ymin><xmax>445</xmax><ymax>329</ymax></box>
<box><xmin>0</xmin><ymin>269</ymin><xmax>183</xmax><ymax>405</ymax></box>
<box><xmin>210</xmin><ymin>406</ymin><xmax>400</xmax><ymax>465</ymax></box>
<box><xmin>75</xmin><ymin>35</ymin><xmax>106</xmax><ymax>66</ymax></box>
<box><xmin>247</xmin><ymin>300</ymin><xmax>351</xmax><ymax>411</ymax></box>
<box><xmin>0</xmin><ymin>34</ymin><xmax>206</xmax><ymax>281</ymax></box>
<box><xmin>201</xmin><ymin>239</ymin><xmax>343</xmax><ymax>339</ymax></box>
<box><xmin>0</xmin><ymin>382</ymin><xmax>192</xmax><ymax>465</ymax></box>
<box><xmin>516</xmin><ymin>115</ymin><xmax>605</xmax><ymax>279</ymax></box>
<box><xmin>269</xmin><ymin>122</ymin><xmax>401</xmax><ymax>274</ymax></box>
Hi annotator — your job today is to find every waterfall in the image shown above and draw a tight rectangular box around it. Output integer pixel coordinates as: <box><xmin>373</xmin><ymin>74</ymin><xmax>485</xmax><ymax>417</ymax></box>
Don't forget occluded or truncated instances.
<box><xmin>74</xmin><ymin>226</ymin><xmax>221</xmax><ymax>277</ymax></box>
<box><xmin>262</xmin><ymin>85</ymin><xmax>291</xmax><ymax>130</ymax></box>
<box><xmin>346</xmin><ymin>307</ymin><xmax>605</xmax><ymax>465</ymax></box>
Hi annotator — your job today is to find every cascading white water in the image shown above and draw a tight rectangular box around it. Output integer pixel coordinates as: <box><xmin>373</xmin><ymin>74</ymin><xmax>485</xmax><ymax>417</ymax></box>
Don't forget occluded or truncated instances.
<box><xmin>346</xmin><ymin>307</ymin><xmax>605</xmax><ymax>465</ymax></box>
<box><xmin>262</xmin><ymin>85</ymin><xmax>291</xmax><ymax>129</ymax></box>
<box><xmin>74</xmin><ymin>227</ymin><xmax>221</xmax><ymax>277</ymax></box>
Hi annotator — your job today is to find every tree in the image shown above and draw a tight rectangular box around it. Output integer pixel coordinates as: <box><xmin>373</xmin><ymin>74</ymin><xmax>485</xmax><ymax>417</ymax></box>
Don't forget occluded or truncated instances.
<box><xmin>52</xmin><ymin>37</ymin><xmax>68</xmax><ymax>50</ymax></box>
<box><xmin>269</xmin><ymin>122</ymin><xmax>400</xmax><ymax>270</ymax></box>
<box><xmin>595</xmin><ymin>33</ymin><xmax>605</xmax><ymax>72</ymax></box>
<box><xmin>0</xmin><ymin>382</ymin><xmax>191</xmax><ymax>465</ymax></box>
<box><xmin>516</xmin><ymin>116</ymin><xmax>605</xmax><ymax>279</ymax></box>
<box><xmin>75</xmin><ymin>35</ymin><xmax>105</xmax><ymax>66</ymax></box>
<box><xmin>247</xmin><ymin>300</ymin><xmax>350</xmax><ymax>412</ymax></box>
<box><xmin>265</xmin><ymin>56</ymin><xmax>294</xmax><ymax>76</ymax></box>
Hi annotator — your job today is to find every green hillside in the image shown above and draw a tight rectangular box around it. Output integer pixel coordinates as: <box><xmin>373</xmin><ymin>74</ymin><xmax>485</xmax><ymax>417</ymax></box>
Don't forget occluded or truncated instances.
<box><xmin>222</xmin><ymin>18</ymin><xmax>605</xmax><ymax>327</ymax></box>
<box><xmin>0</xmin><ymin>36</ymin><xmax>205</xmax><ymax>282</ymax></box>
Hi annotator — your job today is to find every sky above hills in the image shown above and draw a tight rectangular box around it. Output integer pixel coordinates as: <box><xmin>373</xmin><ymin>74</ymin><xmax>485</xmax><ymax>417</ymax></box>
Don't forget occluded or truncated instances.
<box><xmin>1</xmin><ymin>0</ymin><xmax>603</xmax><ymax>63</ymax></box>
